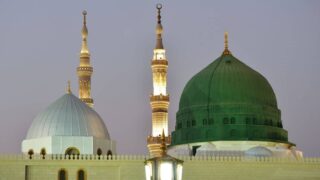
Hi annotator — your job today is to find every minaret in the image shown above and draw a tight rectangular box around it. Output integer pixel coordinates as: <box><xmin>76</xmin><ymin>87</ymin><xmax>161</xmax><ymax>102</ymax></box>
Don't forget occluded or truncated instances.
<box><xmin>147</xmin><ymin>4</ymin><xmax>171</xmax><ymax>157</ymax></box>
<box><xmin>77</xmin><ymin>10</ymin><xmax>94</xmax><ymax>108</ymax></box>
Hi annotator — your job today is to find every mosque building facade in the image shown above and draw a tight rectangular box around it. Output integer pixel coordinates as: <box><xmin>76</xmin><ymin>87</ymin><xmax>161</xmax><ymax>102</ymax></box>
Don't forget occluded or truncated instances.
<box><xmin>0</xmin><ymin>5</ymin><xmax>320</xmax><ymax>180</ymax></box>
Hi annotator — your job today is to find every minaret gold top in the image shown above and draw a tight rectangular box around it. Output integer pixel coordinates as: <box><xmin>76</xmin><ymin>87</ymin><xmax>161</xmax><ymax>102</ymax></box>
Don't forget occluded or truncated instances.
<box><xmin>148</xmin><ymin>4</ymin><xmax>171</xmax><ymax>157</ymax></box>
<box><xmin>223</xmin><ymin>31</ymin><xmax>231</xmax><ymax>55</ymax></box>
<box><xmin>66</xmin><ymin>80</ymin><xmax>72</xmax><ymax>94</ymax></box>
<box><xmin>155</xmin><ymin>3</ymin><xmax>164</xmax><ymax>49</ymax></box>
<box><xmin>81</xmin><ymin>10</ymin><xmax>89</xmax><ymax>54</ymax></box>
<box><xmin>77</xmin><ymin>10</ymin><xmax>94</xmax><ymax>108</ymax></box>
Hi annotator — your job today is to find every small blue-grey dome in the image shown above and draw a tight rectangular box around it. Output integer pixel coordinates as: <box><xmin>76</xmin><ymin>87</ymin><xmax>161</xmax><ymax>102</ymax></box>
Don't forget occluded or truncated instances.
<box><xmin>26</xmin><ymin>93</ymin><xmax>110</xmax><ymax>139</ymax></box>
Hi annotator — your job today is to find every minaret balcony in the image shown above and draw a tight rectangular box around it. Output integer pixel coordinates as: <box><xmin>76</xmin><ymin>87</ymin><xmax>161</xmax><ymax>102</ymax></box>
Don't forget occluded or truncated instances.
<box><xmin>151</xmin><ymin>59</ymin><xmax>168</xmax><ymax>66</ymax></box>
<box><xmin>150</xmin><ymin>94</ymin><xmax>169</xmax><ymax>102</ymax></box>
<box><xmin>147</xmin><ymin>135</ymin><xmax>171</xmax><ymax>144</ymax></box>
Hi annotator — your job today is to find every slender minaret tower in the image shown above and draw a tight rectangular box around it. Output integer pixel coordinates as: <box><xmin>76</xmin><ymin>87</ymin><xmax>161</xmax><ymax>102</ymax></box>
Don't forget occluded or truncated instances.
<box><xmin>147</xmin><ymin>4</ymin><xmax>171</xmax><ymax>157</ymax></box>
<box><xmin>77</xmin><ymin>10</ymin><xmax>94</xmax><ymax>108</ymax></box>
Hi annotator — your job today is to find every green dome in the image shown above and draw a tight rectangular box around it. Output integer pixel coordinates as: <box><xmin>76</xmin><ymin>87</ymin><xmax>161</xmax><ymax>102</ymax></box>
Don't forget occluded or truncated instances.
<box><xmin>171</xmin><ymin>52</ymin><xmax>291</xmax><ymax>146</ymax></box>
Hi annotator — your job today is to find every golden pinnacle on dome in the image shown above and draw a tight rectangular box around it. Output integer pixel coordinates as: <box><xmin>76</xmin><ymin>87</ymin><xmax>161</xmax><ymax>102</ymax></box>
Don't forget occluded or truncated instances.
<box><xmin>81</xmin><ymin>10</ymin><xmax>89</xmax><ymax>54</ymax></box>
<box><xmin>82</xmin><ymin>10</ymin><xmax>87</xmax><ymax>25</ymax></box>
<box><xmin>223</xmin><ymin>31</ymin><xmax>231</xmax><ymax>55</ymax></box>
<box><xmin>156</xmin><ymin>4</ymin><xmax>162</xmax><ymax>25</ymax></box>
<box><xmin>155</xmin><ymin>4</ymin><xmax>164</xmax><ymax>49</ymax></box>
<box><xmin>160</xmin><ymin>129</ymin><xmax>167</xmax><ymax>156</ymax></box>
<box><xmin>67</xmin><ymin>80</ymin><xmax>72</xmax><ymax>94</ymax></box>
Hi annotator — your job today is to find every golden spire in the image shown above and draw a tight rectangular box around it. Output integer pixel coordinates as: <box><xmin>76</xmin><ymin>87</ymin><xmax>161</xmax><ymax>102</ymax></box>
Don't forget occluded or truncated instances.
<box><xmin>67</xmin><ymin>80</ymin><xmax>72</xmax><ymax>94</ymax></box>
<box><xmin>81</xmin><ymin>10</ymin><xmax>89</xmax><ymax>54</ymax></box>
<box><xmin>223</xmin><ymin>31</ymin><xmax>231</xmax><ymax>55</ymax></box>
<box><xmin>160</xmin><ymin>129</ymin><xmax>167</xmax><ymax>156</ymax></box>
<box><xmin>155</xmin><ymin>4</ymin><xmax>164</xmax><ymax>49</ymax></box>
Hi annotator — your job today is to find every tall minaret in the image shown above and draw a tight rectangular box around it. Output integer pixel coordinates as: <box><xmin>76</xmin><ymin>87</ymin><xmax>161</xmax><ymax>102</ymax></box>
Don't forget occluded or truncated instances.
<box><xmin>77</xmin><ymin>10</ymin><xmax>94</xmax><ymax>108</ymax></box>
<box><xmin>147</xmin><ymin>4</ymin><xmax>171</xmax><ymax>157</ymax></box>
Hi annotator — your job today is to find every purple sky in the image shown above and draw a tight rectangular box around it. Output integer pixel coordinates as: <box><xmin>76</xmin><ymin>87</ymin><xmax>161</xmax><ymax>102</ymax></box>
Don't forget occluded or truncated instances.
<box><xmin>0</xmin><ymin>0</ymin><xmax>319</xmax><ymax>156</ymax></box>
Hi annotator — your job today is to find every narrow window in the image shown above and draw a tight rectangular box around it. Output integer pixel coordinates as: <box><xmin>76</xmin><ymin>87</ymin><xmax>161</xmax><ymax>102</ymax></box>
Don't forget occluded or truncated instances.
<box><xmin>78</xmin><ymin>170</ymin><xmax>85</xmax><ymax>180</ymax></box>
<box><xmin>28</xmin><ymin>149</ymin><xmax>34</xmax><ymax>159</ymax></box>
<box><xmin>97</xmin><ymin>148</ymin><xmax>102</xmax><ymax>156</ymax></box>
<box><xmin>192</xmin><ymin>119</ymin><xmax>196</xmax><ymax>126</ymax></box>
<box><xmin>187</xmin><ymin>121</ymin><xmax>190</xmax><ymax>127</ymax></box>
<box><xmin>58</xmin><ymin>169</ymin><xmax>67</xmax><ymax>180</ymax></box>
<box><xmin>245</xmin><ymin>117</ymin><xmax>251</xmax><ymax>124</ymax></box>
<box><xmin>230</xmin><ymin>117</ymin><xmax>236</xmax><ymax>124</ymax></box>
<box><xmin>203</xmin><ymin>119</ymin><xmax>207</xmax><ymax>125</ymax></box>
<box><xmin>40</xmin><ymin>148</ymin><xmax>46</xmax><ymax>159</ymax></box>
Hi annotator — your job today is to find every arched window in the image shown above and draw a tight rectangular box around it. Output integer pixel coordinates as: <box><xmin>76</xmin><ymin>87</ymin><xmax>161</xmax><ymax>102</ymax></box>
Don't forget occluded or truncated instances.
<box><xmin>97</xmin><ymin>148</ymin><xmax>102</xmax><ymax>156</ymax></box>
<box><xmin>40</xmin><ymin>148</ymin><xmax>46</xmax><ymax>159</ymax></box>
<box><xmin>58</xmin><ymin>169</ymin><xmax>67</xmax><ymax>180</ymax></box>
<box><xmin>77</xmin><ymin>169</ymin><xmax>86</xmax><ymax>180</ymax></box>
<box><xmin>107</xmin><ymin>150</ymin><xmax>112</xmax><ymax>156</ymax></box>
<box><xmin>65</xmin><ymin>147</ymin><xmax>80</xmax><ymax>159</ymax></box>
<box><xmin>28</xmin><ymin>149</ymin><xmax>34</xmax><ymax>159</ymax></box>
<box><xmin>65</xmin><ymin>147</ymin><xmax>80</xmax><ymax>155</ymax></box>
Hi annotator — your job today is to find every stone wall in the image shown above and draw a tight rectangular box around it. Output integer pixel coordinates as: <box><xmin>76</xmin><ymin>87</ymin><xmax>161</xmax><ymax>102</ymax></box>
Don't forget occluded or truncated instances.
<box><xmin>0</xmin><ymin>154</ymin><xmax>320</xmax><ymax>180</ymax></box>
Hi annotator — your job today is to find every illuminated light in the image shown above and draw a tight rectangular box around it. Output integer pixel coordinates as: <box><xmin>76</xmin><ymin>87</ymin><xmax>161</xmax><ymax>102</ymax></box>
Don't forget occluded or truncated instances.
<box><xmin>145</xmin><ymin>162</ymin><xmax>152</xmax><ymax>180</ymax></box>
<box><xmin>177</xmin><ymin>164</ymin><xmax>183</xmax><ymax>180</ymax></box>
<box><xmin>160</xmin><ymin>162</ymin><xmax>173</xmax><ymax>180</ymax></box>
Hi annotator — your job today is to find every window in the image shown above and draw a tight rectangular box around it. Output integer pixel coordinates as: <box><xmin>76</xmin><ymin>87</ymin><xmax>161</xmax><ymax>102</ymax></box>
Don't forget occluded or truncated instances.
<box><xmin>77</xmin><ymin>170</ymin><xmax>86</xmax><ymax>180</ymax></box>
<box><xmin>97</xmin><ymin>148</ymin><xmax>102</xmax><ymax>156</ymax></box>
<box><xmin>65</xmin><ymin>147</ymin><xmax>80</xmax><ymax>159</ymax></box>
<box><xmin>40</xmin><ymin>148</ymin><xmax>46</xmax><ymax>159</ymax></box>
<box><xmin>245</xmin><ymin>117</ymin><xmax>251</xmax><ymax>124</ymax></box>
<box><xmin>28</xmin><ymin>149</ymin><xmax>34</xmax><ymax>159</ymax></box>
<box><xmin>187</xmin><ymin>121</ymin><xmax>190</xmax><ymax>127</ymax></box>
<box><xmin>230</xmin><ymin>117</ymin><xmax>236</xmax><ymax>124</ymax></box>
<box><xmin>203</xmin><ymin>119</ymin><xmax>207</xmax><ymax>125</ymax></box>
<box><xmin>107</xmin><ymin>150</ymin><xmax>112</xmax><ymax>156</ymax></box>
<box><xmin>58</xmin><ymin>169</ymin><xmax>67</xmax><ymax>180</ymax></box>
<box><xmin>192</xmin><ymin>119</ymin><xmax>196</xmax><ymax>126</ymax></box>
<box><xmin>65</xmin><ymin>147</ymin><xmax>80</xmax><ymax>156</ymax></box>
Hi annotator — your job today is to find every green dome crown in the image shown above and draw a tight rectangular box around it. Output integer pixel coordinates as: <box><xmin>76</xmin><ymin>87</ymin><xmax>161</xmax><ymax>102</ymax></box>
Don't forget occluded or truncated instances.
<box><xmin>171</xmin><ymin>45</ymin><xmax>291</xmax><ymax>146</ymax></box>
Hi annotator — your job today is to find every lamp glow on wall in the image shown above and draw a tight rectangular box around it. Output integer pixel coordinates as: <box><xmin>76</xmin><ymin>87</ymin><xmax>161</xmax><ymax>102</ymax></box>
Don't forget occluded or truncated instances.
<box><xmin>145</xmin><ymin>130</ymin><xmax>183</xmax><ymax>180</ymax></box>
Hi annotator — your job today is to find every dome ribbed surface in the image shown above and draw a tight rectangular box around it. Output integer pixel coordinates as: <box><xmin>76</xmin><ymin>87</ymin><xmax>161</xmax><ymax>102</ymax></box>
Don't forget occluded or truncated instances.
<box><xmin>179</xmin><ymin>54</ymin><xmax>277</xmax><ymax>110</ymax></box>
<box><xmin>171</xmin><ymin>53</ymin><xmax>291</xmax><ymax>146</ymax></box>
<box><xmin>26</xmin><ymin>93</ymin><xmax>110</xmax><ymax>139</ymax></box>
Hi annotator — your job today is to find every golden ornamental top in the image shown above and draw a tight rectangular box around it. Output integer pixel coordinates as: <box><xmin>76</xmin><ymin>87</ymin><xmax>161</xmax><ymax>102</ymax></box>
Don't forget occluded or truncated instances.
<box><xmin>223</xmin><ymin>31</ymin><xmax>231</xmax><ymax>55</ymax></box>
<box><xmin>67</xmin><ymin>80</ymin><xmax>72</xmax><ymax>94</ymax></box>
<box><xmin>81</xmin><ymin>10</ymin><xmax>89</xmax><ymax>54</ymax></box>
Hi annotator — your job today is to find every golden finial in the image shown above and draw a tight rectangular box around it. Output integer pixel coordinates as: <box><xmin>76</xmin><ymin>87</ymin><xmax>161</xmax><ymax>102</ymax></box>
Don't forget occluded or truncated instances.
<box><xmin>223</xmin><ymin>31</ymin><xmax>231</xmax><ymax>55</ymax></box>
<box><xmin>156</xmin><ymin>4</ymin><xmax>162</xmax><ymax>24</ymax></box>
<box><xmin>82</xmin><ymin>10</ymin><xmax>87</xmax><ymax>25</ymax></box>
<box><xmin>160</xmin><ymin>129</ymin><xmax>167</xmax><ymax>156</ymax></box>
<box><xmin>155</xmin><ymin>4</ymin><xmax>164</xmax><ymax>49</ymax></box>
<box><xmin>81</xmin><ymin>10</ymin><xmax>89</xmax><ymax>54</ymax></box>
<box><xmin>67</xmin><ymin>80</ymin><xmax>72</xmax><ymax>94</ymax></box>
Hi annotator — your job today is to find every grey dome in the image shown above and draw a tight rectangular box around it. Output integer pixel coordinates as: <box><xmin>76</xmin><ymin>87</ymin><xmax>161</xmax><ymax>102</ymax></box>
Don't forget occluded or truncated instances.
<box><xmin>26</xmin><ymin>93</ymin><xmax>110</xmax><ymax>139</ymax></box>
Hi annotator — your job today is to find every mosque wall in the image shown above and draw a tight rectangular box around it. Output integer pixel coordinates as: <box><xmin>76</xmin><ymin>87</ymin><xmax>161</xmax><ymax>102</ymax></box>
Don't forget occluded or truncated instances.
<box><xmin>1</xmin><ymin>155</ymin><xmax>320</xmax><ymax>180</ymax></box>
